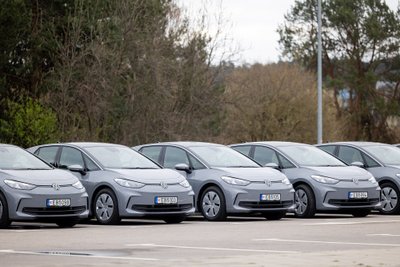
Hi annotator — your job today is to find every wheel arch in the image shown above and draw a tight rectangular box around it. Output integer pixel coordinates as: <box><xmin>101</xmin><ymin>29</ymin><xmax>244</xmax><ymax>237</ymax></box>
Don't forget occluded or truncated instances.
<box><xmin>196</xmin><ymin>182</ymin><xmax>225</xmax><ymax>210</ymax></box>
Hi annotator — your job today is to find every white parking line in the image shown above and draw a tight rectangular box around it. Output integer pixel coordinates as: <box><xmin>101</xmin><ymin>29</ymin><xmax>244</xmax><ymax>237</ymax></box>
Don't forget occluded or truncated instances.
<box><xmin>0</xmin><ymin>249</ymin><xmax>158</xmax><ymax>261</ymax></box>
<box><xmin>253</xmin><ymin>238</ymin><xmax>400</xmax><ymax>247</ymax></box>
<box><xmin>302</xmin><ymin>219</ymin><xmax>400</xmax><ymax>226</ymax></box>
<box><xmin>127</xmin><ymin>243</ymin><xmax>298</xmax><ymax>254</ymax></box>
<box><xmin>367</xmin><ymin>234</ymin><xmax>400</xmax><ymax>237</ymax></box>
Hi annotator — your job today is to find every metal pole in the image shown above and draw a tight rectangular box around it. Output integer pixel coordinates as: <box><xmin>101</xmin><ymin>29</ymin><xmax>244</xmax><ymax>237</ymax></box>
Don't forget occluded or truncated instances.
<box><xmin>317</xmin><ymin>0</ymin><xmax>323</xmax><ymax>144</ymax></box>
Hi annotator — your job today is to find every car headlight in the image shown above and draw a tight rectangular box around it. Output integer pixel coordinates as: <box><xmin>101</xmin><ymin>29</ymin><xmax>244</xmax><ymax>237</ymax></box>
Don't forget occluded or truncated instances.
<box><xmin>4</xmin><ymin>179</ymin><xmax>36</xmax><ymax>190</ymax></box>
<box><xmin>179</xmin><ymin>180</ymin><xmax>191</xmax><ymax>188</ymax></box>
<box><xmin>311</xmin><ymin>175</ymin><xmax>339</xmax><ymax>184</ymax></box>
<box><xmin>368</xmin><ymin>176</ymin><xmax>378</xmax><ymax>184</ymax></box>
<box><xmin>282</xmin><ymin>177</ymin><xmax>291</xmax><ymax>185</ymax></box>
<box><xmin>71</xmin><ymin>181</ymin><xmax>84</xmax><ymax>189</ymax></box>
<box><xmin>221</xmin><ymin>176</ymin><xmax>250</xmax><ymax>186</ymax></box>
<box><xmin>114</xmin><ymin>178</ymin><xmax>145</xmax><ymax>188</ymax></box>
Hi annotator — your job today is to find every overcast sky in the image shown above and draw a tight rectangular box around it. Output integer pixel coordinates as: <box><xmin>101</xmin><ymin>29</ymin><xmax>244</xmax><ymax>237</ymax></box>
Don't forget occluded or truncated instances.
<box><xmin>177</xmin><ymin>0</ymin><xmax>399</xmax><ymax>65</ymax></box>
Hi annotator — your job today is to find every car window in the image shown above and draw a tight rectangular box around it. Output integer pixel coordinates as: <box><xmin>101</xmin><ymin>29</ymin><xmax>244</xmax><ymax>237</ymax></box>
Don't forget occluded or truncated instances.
<box><xmin>140</xmin><ymin>146</ymin><xmax>163</xmax><ymax>164</ymax></box>
<box><xmin>164</xmin><ymin>147</ymin><xmax>190</xmax><ymax>168</ymax></box>
<box><xmin>188</xmin><ymin>154</ymin><xmax>206</xmax><ymax>170</ymax></box>
<box><xmin>253</xmin><ymin>146</ymin><xmax>279</xmax><ymax>166</ymax></box>
<box><xmin>233</xmin><ymin>146</ymin><xmax>251</xmax><ymax>156</ymax></box>
<box><xmin>363</xmin><ymin>153</ymin><xmax>380</xmax><ymax>168</ymax></box>
<box><xmin>338</xmin><ymin>146</ymin><xmax>363</xmax><ymax>165</ymax></box>
<box><xmin>83</xmin><ymin>154</ymin><xmax>100</xmax><ymax>171</ymax></box>
<box><xmin>319</xmin><ymin>145</ymin><xmax>336</xmax><ymax>155</ymax></box>
<box><xmin>59</xmin><ymin>147</ymin><xmax>84</xmax><ymax>168</ymax></box>
<box><xmin>277</xmin><ymin>154</ymin><xmax>295</xmax><ymax>169</ymax></box>
<box><xmin>36</xmin><ymin>146</ymin><xmax>59</xmax><ymax>165</ymax></box>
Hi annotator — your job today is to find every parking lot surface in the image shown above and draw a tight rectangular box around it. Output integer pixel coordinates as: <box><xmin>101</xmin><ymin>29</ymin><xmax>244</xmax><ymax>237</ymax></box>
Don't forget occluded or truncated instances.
<box><xmin>1</xmin><ymin>213</ymin><xmax>400</xmax><ymax>267</ymax></box>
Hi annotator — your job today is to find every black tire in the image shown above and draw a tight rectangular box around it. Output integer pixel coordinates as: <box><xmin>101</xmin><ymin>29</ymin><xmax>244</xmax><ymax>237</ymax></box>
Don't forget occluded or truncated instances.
<box><xmin>379</xmin><ymin>182</ymin><xmax>400</xmax><ymax>215</ymax></box>
<box><xmin>263</xmin><ymin>211</ymin><xmax>286</xmax><ymax>220</ymax></box>
<box><xmin>56</xmin><ymin>219</ymin><xmax>79</xmax><ymax>228</ymax></box>
<box><xmin>294</xmin><ymin>184</ymin><xmax>316</xmax><ymax>218</ymax></box>
<box><xmin>200</xmin><ymin>186</ymin><xmax>227</xmax><ymax>221</ymax></box>
<box><xmin>93</xmin><ymin>188</ymin><xmax>121</xmax><ymax>225</ymax></box>
<box><xmin>163</xmin><ymin>214</ymin><xmax>186</xmax><ymax>224</ymax></box>
<box><xmin>351</xmin><ymin>209</ymin><xmax>370</xmax><ymax>218</ymax></box>
<box><xmin>0</xmin><ymin>193</ymin><xmax>11</xmax><ymax>228</ymax></box>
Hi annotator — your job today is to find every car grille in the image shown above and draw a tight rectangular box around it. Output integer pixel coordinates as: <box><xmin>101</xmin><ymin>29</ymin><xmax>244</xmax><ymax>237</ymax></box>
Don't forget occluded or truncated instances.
<box><xmin>23</xmin><ymin>206</ymin><xmax>87</xmax><ymax>216</ymax></box>
<box><xmin>328</xmin><ymin>198</ymin><xmax>380</xmax><ymax>207</ymax></box>
<box><xmin>132</xmin><ymin>204</ymin><xmax>193</xmax><ymax>212</ymax></box>
<box><xmin>239</xmin><ymin>200</ymin><xmax>293</xmax><ymax>209</ymax></box>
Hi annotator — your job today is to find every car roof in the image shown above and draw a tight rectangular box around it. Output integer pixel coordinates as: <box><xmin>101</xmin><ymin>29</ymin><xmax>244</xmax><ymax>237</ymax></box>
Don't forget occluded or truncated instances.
<box><xmin>138</xmin><ymin>141</ymin><xmax>226</xmax><ymax>148</ymax></box>
<box><xmin>33</xmin><ymin>142</ymin><xmax>127</xmax><ymax>149</ymax></box>
<box><xmin>231</xmin><ymin>141</ymin><xmax>311</xmax><ymax>147</ymax></box>
<box><xmin>318</xmin><ymin>141</ymin><xmax>389</xmax><ymax>147</ymax></box>
<box><xmin>0</xmin><ymin>143</ymin><xmax>19</xmax><ymax>148</ymax></box>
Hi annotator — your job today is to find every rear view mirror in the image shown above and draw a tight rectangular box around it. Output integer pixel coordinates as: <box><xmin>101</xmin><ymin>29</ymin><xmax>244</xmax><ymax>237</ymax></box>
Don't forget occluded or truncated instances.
<box><xmin>350</xmin><ymin>161</ymin><xmax>365</xmax><ymax>168</ymax></box>
<box><xmin>265</xmin><ymin>163</ymin><xmax>280</xmax><ymax>170</ymax></box>
<box><xmin>175</xmin><ymin>163</ymin><xmax>192</xmax><ymax>174</ymax></box>
<box><xmin>68</xmin><ymin>164</ymin><xmax>86</xmax><ymax>175</ymax></box>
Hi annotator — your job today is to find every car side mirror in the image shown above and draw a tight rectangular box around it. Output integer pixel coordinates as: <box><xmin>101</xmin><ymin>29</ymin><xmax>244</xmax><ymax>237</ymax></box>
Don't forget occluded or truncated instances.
<box><xmin>265</xmin><ymin>162</ymin><xmax>280</xmax><ymax>170</ymax></box>
<box><xmin>350</xmin><ymin>161</ymin><xmax>365</xmax><ymax>168</ymax></box>
<box><xmin>175</xmin><ymin>163</ymin><xmax>192</xmax><ymax>174</ymax></box>
<box><xmin>68</xmin><ymin>164</ymin><xmax>86</xmax><ymax>175</ymax></box>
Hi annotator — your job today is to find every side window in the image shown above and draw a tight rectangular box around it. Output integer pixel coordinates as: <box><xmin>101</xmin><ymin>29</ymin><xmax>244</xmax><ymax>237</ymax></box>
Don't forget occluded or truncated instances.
<box><xmin>164</xmin><ymin>147</ymin><xmax>189</xmax><ymax>168</ymax></box>
<box><xmin>362</xmin><ymin>153</ymin><xmax>380</xmax><ymax>168</ymax></box>
<box><xmin>253</xmin><ymin>146</ymin><xmax>279</xmax><ymax>166</ymax></box>
<box><xmin>277</xmin><ymin>154</ymin><xmax>295</xmax><ymax>169</ymax></box>
<box><xmin>59</xmin><ymin>147</ymin><xmax>84</xmax><ymax>168</ymax></box>
<box><xmin>319</xmin><ymin>145</ymin><xmax>336</xmax><ymax>155</ymax></box>
<box><xmin>188</xmin><ymin>154</ymin><xmax>206</xmax><ymax>170</ymax></box>
<box><xmin>83</xmin><ymin>154</ymin><xmax>100</xmax><ymax>171</ymax></box>
<box><xmin>36</xmin><ymin>146</ymin><xmax>59</xmax><ymax>165</ymax></box>
<box><xmin>140</xmin><ymin>146</ymin><xmax>162</xmax><ymax>164</ymax></box>
<box><xmin>233</xmin><ymin>146</ymin><xmax>251</xmax><ymax>156</ymax></box>
<box><xmin>338</xmin><ymin>146</ymin><xmax>364</xmax><ymax>165</ymax></box>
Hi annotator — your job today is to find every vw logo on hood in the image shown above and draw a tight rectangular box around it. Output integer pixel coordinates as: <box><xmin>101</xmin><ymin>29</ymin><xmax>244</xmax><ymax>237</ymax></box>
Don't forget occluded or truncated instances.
<box><xmin>264</xmin><ymin>179</ymin><xmax>272</xmax><ymax>187</ymax></box>
<box><xmin>352</xmin><ymin>178</ymin><xmax>359</xmax><ymax>184</ymax></box>
<box><xmin>52</xmin><ymin>183</ymin><xmax>60</xmax><ymax>191</ymax></box>
<box><xmin>160</xmin><ymin>182</ymin><xmax>168</xmax><ymax>189</ymax></box>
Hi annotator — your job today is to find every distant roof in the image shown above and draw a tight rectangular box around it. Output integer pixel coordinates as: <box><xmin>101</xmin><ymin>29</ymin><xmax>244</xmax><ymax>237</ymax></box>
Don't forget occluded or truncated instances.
<box><xmin>318</xmin><ymin>141</ymin><xmax>389</xmax><ymax>147</ymax></box>
<box><xmin>232</xmin><ymin>141</ymin><xmax>311</xmax><ymax>147</ymax></box>
<box><xmin>137</xmin><ymin>141</ymin><xmax>225</xmax><ymax>148</ymax></box>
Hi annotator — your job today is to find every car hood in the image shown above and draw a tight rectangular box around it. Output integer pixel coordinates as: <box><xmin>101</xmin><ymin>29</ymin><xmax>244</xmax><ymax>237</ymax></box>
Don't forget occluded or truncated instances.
<box><xmin>0</xmin><ymin>169</ymin><xmax>78</xmax><ymax>186</ymax></box>
<box><xmin>106</xmin><ymin>168</ymin><xmax>185</xmax><ymax>184</ymax></box>
<box><xmin>213</xmin><ymin>167</ymin><xmax>286</xmax><ymax>182</ymax></box>
<box><xmin>387</xmin><ymin>165</ymin><xmax>400</xmax><ymax>170</ymax></box>
<box><xmin>302</xmin><ymin>166</ymin><xmax>371</xmax><ymax>180</ymax></box>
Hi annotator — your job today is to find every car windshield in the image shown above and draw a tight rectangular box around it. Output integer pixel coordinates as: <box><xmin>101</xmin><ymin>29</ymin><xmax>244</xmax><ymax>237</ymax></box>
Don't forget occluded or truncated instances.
<box><xmin>0</xmin><ymin>146</ymin><xmax>52</xmax><ymax>170</ymax></box>
<box><xmin>363</xmin><ymin>145</ymin><xmax>400</xmax><ymax>165</ymax></box>
<box><xmin>279</xmin><ymin>145</ymin><xmax>346</xmax><ymax>167</ymax></box>
<box><xmin>189</xmin><ymin>146</ymin><xmax>260</xmax><ymax>168</ymax></box>
<box><xmin>85</xmin><ymin>146</ymin><xmax>160</xmax><ymax>169</ymax></box>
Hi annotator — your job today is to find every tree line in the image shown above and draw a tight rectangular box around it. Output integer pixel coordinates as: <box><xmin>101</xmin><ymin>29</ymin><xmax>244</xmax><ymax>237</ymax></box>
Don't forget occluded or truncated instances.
<box><xmin>0</xmin><ymin>0</ymin><xmax>399</xmax><ymax>148</ymax></box>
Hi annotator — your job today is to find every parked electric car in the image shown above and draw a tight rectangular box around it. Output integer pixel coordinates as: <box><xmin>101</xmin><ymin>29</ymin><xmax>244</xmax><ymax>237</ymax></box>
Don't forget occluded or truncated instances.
<box><xmin>317</xmin><ymin>142</ymin><xmax>400</xmax><ymax>215</ymax></box>
<box><xmin>28</xmin><ymin>143</ymin><xmax>195</xmax><ymax>224</ymax></box>
<box><xmin>231</xmin><ymin>142</ymin><xmax>381</xmax><ymax>218</ymax></box>
<box><xmin>0</xmin><ymin>144</ymin><xmax>88</xmax><ymax>228</ymax></box>
<box><xmin>134</xmin><ymin>142</ymin><xmax>295</xmax><ymax>221</ymax></box>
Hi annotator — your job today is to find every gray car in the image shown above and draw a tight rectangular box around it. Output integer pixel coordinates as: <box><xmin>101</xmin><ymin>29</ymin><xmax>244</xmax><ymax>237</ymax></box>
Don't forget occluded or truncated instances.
<box><xmin>28</xmin><ymin>143</ymin><xmax>195</xmax><ymax>224</ymax></box>
<box><xmin>134</xmin><ymin>142</ymin><xmax>295</xmax><ymax>221</ymax></box>
<box><xmin>317</xmin><ymin>142</ymin><xmax>400</xmax><ymax>215</ymax></box>
<box><xmin>0</xmin><ymin>144</ymin><xmax>88</xmax><ymax>228</ymax></box>
<box><xmin>231</xmin><ymin>142</ymin><xmax>381</xmax><ymax>218</ymax></box>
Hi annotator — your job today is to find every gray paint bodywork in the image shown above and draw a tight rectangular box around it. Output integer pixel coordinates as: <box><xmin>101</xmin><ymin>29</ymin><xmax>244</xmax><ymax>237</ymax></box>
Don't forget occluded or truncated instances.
<box><xmin>28</xmin><ymin>143</ymin><xmax>195</xmax><ymax>218</ymax></box>
<box><xmin>0</xmin><ymin>144</ymin><xmax>89</xmax><ymax>222</ymax></box>
<box><xmin>231</xmin><ymin>142</ymin><xmax>381</xmax><ymax>212</ymax></box>
<box><xmin>134</xmin><ymin>142</ymin><xmax>295</xmax><ymax>214</ymax></box>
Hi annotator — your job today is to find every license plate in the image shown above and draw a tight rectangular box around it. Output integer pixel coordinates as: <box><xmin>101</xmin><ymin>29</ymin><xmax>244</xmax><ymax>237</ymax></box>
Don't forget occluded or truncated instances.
<box><xmin>46</xmin><ymin>199</ymin><xmax>71</xmax><ymax>207</ymax></box>
<box><xmin>260</xmin><ymin>194</ymin><xmax>281</xmax><ymax>201</ymax></box>
<box><xmin>348</xmin><ymin>192</ymin><xmax>368</xmax><ymax>199</ymax></box>
<box><xmin>155</xmin><ymin>196</ymin><xmax>178</xmax><ymax>205</ymax></box>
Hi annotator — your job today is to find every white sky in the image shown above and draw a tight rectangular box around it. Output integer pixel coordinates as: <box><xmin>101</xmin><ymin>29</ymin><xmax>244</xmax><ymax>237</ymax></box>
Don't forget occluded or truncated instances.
<box><xmin>177</xmin><ymin>0</ymin><xmax>400</xmax><ymax>65</ymax></box>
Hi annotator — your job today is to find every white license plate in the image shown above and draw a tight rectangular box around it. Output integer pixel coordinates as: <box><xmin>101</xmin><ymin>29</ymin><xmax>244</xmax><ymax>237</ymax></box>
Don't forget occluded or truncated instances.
<box><xmin>46</xmin><ymin>199</ymin><xmax>71</xmax><ymax>207</ymax></box>
<box><xmin>155</xmin><ymin>196</ymin><xmax>178</xmax><ymax>204</ymax></box>
<box><xmin>348</xmin><ymin>192</ymin><xmax>368</xmax><ymax>199</ymax></box>
<box><xmin>260</xmin><ymin>194</ymin><xmax>281</xmax><ymax>201</ymax></box>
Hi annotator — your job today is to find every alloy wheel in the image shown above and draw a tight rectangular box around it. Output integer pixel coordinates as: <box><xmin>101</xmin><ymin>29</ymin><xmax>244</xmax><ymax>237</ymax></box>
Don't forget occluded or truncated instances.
<box><xmin>295</xmin><ymin>188</ymin><xmax>308</xmax><ymax>215</ymax></box>
<box><xmin>381</xmin><ymin>186</ymin><xmax>398</xmax><ymax>212</ymax></box>
<box><xmin>0</xmin><ymin>199</ymin><xmax>3</xmax><ymax>220</ymax></box>
<box><xmin>96</xmin><ymin>193</ymin><xmax>114</xmax><ymax>222</ymax></box>
<box><xmin>202</xmin><ymin>191</ymin><xmax>221</xmax><ymax>218</ymax></box>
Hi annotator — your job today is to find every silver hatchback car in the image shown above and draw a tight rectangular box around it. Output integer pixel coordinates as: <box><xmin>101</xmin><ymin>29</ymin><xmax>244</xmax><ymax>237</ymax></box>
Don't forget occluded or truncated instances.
<box><xmin>134</xmin><ymin>142</ymin><xmax>295</xmax><ymax>221</ymax></box>
<box><xmin>231</xmin><ymin>142</ymin><xmax>381</xmax><ymax>218</ymax></box>
<box><xmin>28</xmin><ymin>143</ymin><xmax>195</xmax><ymax>224</ymax></box>
<box><xmin>0</xmin><ymin>144</ymin><xmax>88</xmax><ymax>228</ymax></box>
